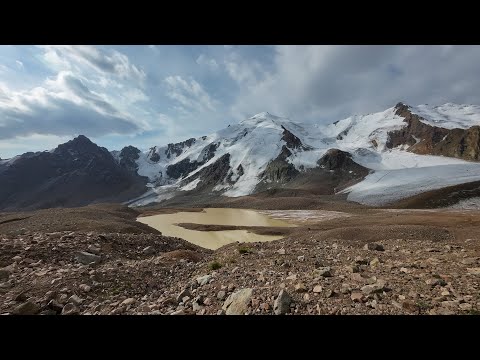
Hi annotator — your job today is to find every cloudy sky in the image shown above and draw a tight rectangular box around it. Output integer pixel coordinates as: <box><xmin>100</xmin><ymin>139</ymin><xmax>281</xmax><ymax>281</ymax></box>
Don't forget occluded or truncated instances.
<box><xmin>1</xmin><ymin>45</ymin><xmax>479</xmax><ymax>158</ymax></box>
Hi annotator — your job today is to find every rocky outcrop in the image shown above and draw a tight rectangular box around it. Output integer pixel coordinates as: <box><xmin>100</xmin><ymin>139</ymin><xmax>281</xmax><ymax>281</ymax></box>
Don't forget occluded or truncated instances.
<box><xmin>166</xmin><ymin>142</ymin><xmax>220</xmax><ymax>180</ymax></box>
<box><xmin>260</xmin><ymin>146</ymin><xmax>299</xmax><ymax>183</ymax></box>
<box><xmin>281</xmin><ymin>126</ymin><xmax>311</xmax><ymax>150</ymax></box>
<box><xmin>184</xmin><ymin>154</ymin><xmax>232</xmax><ymax>191</ymax></box>
<box><xmin>119</xmin><ymin>146</ymin><xmax>141</xmax><ymax>174</ymax></box>
<box><xmin>388</xmin><ymin>103</ymin><xmax>480</xmax><ymax>161</ymax></box>
<box><xmin>165</xmin><ymin>138</ymin><xmax>196</xmax><ymax>159</ymax></box>
<box><xmin>317</xmin><ymin>149</ymin><xmax>367</xmax><ymax>173</ymax></box>
<box><xmin>0</xmin><ymin>135</ymin><xmax>147</xmax><ymax>211</ymax></box>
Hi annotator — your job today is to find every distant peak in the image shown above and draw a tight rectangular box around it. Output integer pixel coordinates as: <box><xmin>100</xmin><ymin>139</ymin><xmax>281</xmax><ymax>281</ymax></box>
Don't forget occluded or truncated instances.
<box><xmin>247</xmin><ymin>112</ymin><xmax>284</xmax><ymax>121</ymax></box>
<box><xmin>71</xmin><ymin>135</ymin><xmax>93</xmax><ymax>144</ymax></box>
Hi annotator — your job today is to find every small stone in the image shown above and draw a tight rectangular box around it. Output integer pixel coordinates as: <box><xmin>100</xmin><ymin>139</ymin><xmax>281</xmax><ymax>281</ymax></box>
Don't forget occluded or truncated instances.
<box><xmin>297</xmin><ymin>255</ymin><xmax>305</xmax><ymax>262</ymax></box>
<box><xmin>61</xmin><ymin>303</ymin><xmax>80</xmax><ymax>315</ymax></box>
<box><xmin>426</xmin><ymin>278</ymin><xmax>447</xmax><ymax>287</ymax></box>
<box><xmin>363</xmin><ymin>243</ymin><xmax>384</xmax><ymax>251</ymax></box>
<box><xmin>303</xmin><ymin>293</ymin><xmax>310</xmax><ymax>301</ymax></box>
<box><xmin>40</xmin><ymin>310</ymin><xmax>57</xmax><ymax>315</ymax></box>
<box><xmin>459</xmin><ymin>303</ymin><xmax>472</xmax><ymax>311</ymax></box>
<box><xmin>74</xmin><ymin>251</ymin><xmax>101</xmax><ymax>265</ymax></box>
<box><xmin>121</xmin><ymin>298</ymin><xmax>136</xmax><ymax>306</ymax></box>
<box><xmin>351</xmin><ymin>273</ymin><xmax>365</xmax><ymax>282</ymax></box>
<box><xmin>400</xmin><ymin>267</ymin><xmax>409</xmax><ymax>273</ymax></box>
<box><xmin>286</xmin><ymin>274</ymin><xmax>297</xmax><ymax>281</ymax></box>
<box><xmin>196</xmin><ymin>275</ymin><xmax>212</xmax><ymax>286</ymax></box>
<box><xmin>68</xmin><ymin>295</ymin><xmax>84</xmax><ymax>306</ymax></box>
<box><xmin>355</xmin><ymin>257</ymin><xmax>369</xmax><ymax>265</ymax></box>
<box><xmin>361</xmin><ymin>280</ymin><xmax>386</xmax><ymax>295</ymax></box>
<box><xmin>277</xmin><ymin>248</ymin><xmax>286</xmax><ymax>255</ymax></box>
<box><xmin>223</xmin><ymin>288</ymin><xmax>253</xmax><ymax>315</ymax></box>
<box><xmin>398</xmin><ymin>295</ymin><xmax>406</xmax><ymax>301</ymax></box>
<box><xmin>273</xmin><ymin>289</ymin><xmax>292</xmax><ymax>315</ymax></box>
<box><xmin>79</xmin><ymin>284</ymin><xmax>91</xmax><ymax>293</ymax></box>
<box><xmin>142</xmin><ymin>246</ymin><xmax>156</xmax><ymax>255</ymax></box>
<box><xmin>14</xmin><ymin>291</ymin><xmax>29</xmax><ymax>302</ymax></box>
<box><xmin>12</xmin><ymin>301</ymin><xmax>40</xmax><ymax>315</ymax></box>
<box><xmin>441</xmin><ymin>290</ymin><xmax>450</xmax><ymax>297</ymax></box>
<box><xmin>313</xmin><ymin>267</ymin><xmax>332</xmax><ymax>278</ymax></box>
<box><xmin>176</xmin><ymin>288</ymin><xmax>191</xmax><ymax>303</ymax></box>
<box><xmin>192</xmin><ymin>302</ymin><xmax>203</xmax><ymax>312</ymax></box>
<box><xmin>212</xmin><ymin>290</ymin><xmax>226</xmax><ymax>301</ymax></box>
<box><xmin>347</xmin><ymin>265</ymin><xmax>360</xmax><ymax>273</ymax></box>
<box><xmin>58</xmin><ymin>294</ymin><xmax>68</xmax><ymax>304</ymax></box>
<box><xmin>203</xmin><ymin>297</ymin><xmax>212</xmax><ymax>306</ymax></box>
<box><xmin>313</xmin><ymin>285</ymin><xmax>323</xmax><ymax>293</ymax></box>
<box><xmin>12</xmin><ymin>256</ymin><xmax>22</xmax><ymax>262</ymax></box>
<box><xmin>227</xmin><ymin>284</ymin><xmax>235</xmax><ymax>292</ymax></box>
<box><xmin>325</xmin><ymin>289</ymin><xmax>335</xmax><ymax>298</ymax></box>
<box><xmin>217</xmin><ymin>309</ymin><xmax>225</xmax><ymax>315</ymax></box>
<box><xmin>340</xmin><ymin>283</ymin><xmax>351</xmax><ymax>294</ymax></box>
<box><xmin>351</xmin><ymin>292</ymin><xmax>364</xmax><ymax>302</ymax></box>
<box><xmin>402</xmin><ymin>300</ymin><xmax>417</xmax><ymax>313</ymax></box>
<box><xmin>171</xmin><ymin>310</ymin><xmax>185</xmax><ymax>315</ymax></box>
<box><xmin>369</xmin><ymin>257</ymin><xmax>381</xmax><ymax>268</ymax></box>
<box><xmin>87</xmin><ymin>245</ymin><xmax>101</xmax><ymax>255</ymax></box>
<box><xmin>295</xmin><ymin>283</ymin><xmax>307</xmax><ymax>293</ymax></box>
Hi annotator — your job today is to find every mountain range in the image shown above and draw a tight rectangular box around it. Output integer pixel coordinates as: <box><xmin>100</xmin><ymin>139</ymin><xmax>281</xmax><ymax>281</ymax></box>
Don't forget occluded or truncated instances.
<box><xmin>2</xmin><ymin>102</ymin><xmax>480</xmax><ymax>211</ymax></box>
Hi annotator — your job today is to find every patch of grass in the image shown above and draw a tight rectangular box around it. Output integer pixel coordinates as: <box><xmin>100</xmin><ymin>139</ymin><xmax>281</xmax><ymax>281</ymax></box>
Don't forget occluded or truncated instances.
<box><xmin>416</xmin><ymin>300</ymin><xmax>432</xmax><ymax>315</ymax></box>
<box><xmin>238</xmin><ymin>245</ymin><xmax>252</xmax><ymax>254</ymax></box>
<box><xmin>209</xmin><ymin>261</ymin><xmax>222</xmax><ymax>270</ymax></box>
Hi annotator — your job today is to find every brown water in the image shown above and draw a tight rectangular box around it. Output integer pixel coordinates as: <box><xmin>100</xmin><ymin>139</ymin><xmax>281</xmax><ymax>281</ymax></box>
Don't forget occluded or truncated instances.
<box><xmin>137</xmin><ymin>208</ymin><xmax>295</xmax><ymax>250</ymax></box>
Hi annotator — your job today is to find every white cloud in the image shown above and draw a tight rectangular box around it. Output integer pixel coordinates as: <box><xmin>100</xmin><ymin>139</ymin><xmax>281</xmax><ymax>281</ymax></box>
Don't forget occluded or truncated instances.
<box><xmin>196</xmin><ymin>54</ymin><xmax>219</xmax><ymax>71</ymax></box>
<box><xmin>0</xmin><ymin>71</ymin><xmax>141</xmax><ymax>140</ymax></box>
<box><xmin>15</xmin><ymin>60</ymin><xmax>24</xmax><ymax>69</ymax></box>
<box><xmin>38</xmin><ymin>45</ymin><xmax>146</xmax><ymax>85</ymax></box>
<box><xmin>164</xmin><ymin>75</ymin><xmax>217</xmax><ymax>113</ymax></box>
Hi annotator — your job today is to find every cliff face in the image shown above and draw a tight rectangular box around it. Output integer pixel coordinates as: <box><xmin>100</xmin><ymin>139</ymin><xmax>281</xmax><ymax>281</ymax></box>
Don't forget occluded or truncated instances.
<box><xmin>387</xmin><ymin>103</ymin><xmax>480</xmax><ymax>161</ymax></box>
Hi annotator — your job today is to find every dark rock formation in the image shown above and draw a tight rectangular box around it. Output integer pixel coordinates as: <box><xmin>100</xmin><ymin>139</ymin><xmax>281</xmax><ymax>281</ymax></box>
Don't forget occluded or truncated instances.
<box><xmin>0</xmin><ymin>135</ymin><xmax>147</xmax><ymax>211</ymax></box>
<box><xmin>260</xmin><ymin>146</ymin><xmax>299</xmax><ymax>183</ymax></box>
<box><xmin>388</xmin><ymin>103</ymin><xmax>480</xmax><ymax>161</ymax></box>
<box><xmin>119</xmin><ymin>146</ymin><xmax>141</xmax><ymax>174</ymax></box>
<box><xmin>165</xmin><ymin>138</ymin><xmax>196</xmax><ymax>159</ymax></box>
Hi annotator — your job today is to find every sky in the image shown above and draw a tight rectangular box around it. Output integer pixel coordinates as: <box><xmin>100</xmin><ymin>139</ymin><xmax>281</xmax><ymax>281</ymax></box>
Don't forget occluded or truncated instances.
<box><xmin>1</xmin><ymin>45</ymin><xmax>480</xmax><ymax>158</ymax></box>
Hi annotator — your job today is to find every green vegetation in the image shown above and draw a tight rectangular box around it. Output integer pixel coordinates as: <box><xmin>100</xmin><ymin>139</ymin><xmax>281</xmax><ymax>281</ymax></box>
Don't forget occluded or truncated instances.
<box><xmin>209</xmin><ymin>261</ymin><xmax>222</xmax><ymax>270</ymax></box>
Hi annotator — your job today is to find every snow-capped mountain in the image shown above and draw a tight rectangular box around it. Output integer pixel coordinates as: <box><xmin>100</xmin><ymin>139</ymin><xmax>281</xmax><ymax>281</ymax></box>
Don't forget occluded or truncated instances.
<box><xmin>3</xmin><ymin>101</ymin><xmax>480</xmax><ymax>211</ymax></box>
<box><xmin>122</xmin><ymin>102</ymin><xmax>480</xmax><ymax>207</ymax></box>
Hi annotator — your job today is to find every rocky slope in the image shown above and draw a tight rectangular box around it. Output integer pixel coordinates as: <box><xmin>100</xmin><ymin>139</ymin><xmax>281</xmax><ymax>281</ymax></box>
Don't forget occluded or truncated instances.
<box><xmin>0</xmin><ymin>136</ymin><xmax>148</xmax><ymax>211</ymax></box>
<box><xmin>1</xmin><ymin>205</ymin><xmax>480</xmax><ymax>315</ymax></box>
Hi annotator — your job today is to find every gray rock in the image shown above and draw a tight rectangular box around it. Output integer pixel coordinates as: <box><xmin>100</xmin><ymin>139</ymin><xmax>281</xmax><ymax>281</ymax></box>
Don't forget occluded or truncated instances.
<box><xmin>217</xmin><ymin>291</ymin><xmax>227</xmax><ymax>300</ymax></box>
<box><xmin>79</xmin><ymin>284</ymin><xmax>91</xmax><ymax>293</ymax></box>
<box><xmin>142</xmin><ymin>246</ymin><xmax>156</xmax><ymax>255</ymax></box>
<box><xmin>12</xmin><ymin>301</ymin><xmax>41</xmax><ymax>315</ymax></box>
<box><xmin>61</xmin><ymin>303</ymin><xmax>80</xmax><ymax>315</ymax></box>
<box><xmin>273</xmin><ymin>289</ymin><xmax>292</xmax><ymax>315</ymax></box>
<box><xmin>313</xmin><ymin>267</ymin><xmax>332</xmax><ymax>278</ymax></box>
<box><xmin>87</xmin><ymin>245</ymin><xmax>101</xmax><ymax>255</ymax></box>
<box><xmin>192</xmin><ymin>302</ymin><xmax>203</xmax><ymax>312</ymax></box>
<box><xmin>74</xmin><ymin>251</ymin><xmax>101</xmax><ymax>265</ymax></box>
<box><xmin>121</xmin><ymin>298</ymin><xmax>136</xmax><ymax>306</ymax></box>
<box><xmin>39</xmin><ymin>310</ymin><xmax>57</xmax><ymax>315</ymax></box>
<box><xmin>217</xmin><ymin>309</ymin><xmax>226</xmax><ymax>315</ymax></box>
<box><xmin>351</xmin><ymin>292</ymin><xmax>364</xmax><ymax>302</ymax></box>
<box><xmin>313</xmin><ymin>285</ymin><xmax>323</xmax><ymax>293</ymax></box>
<box><xmin>361</xmin><ymin>280</ymin><xmax>387</xmax><ymax>295</ymax></box>
<box><xmin>363</xmin><ymin>243</ymin><xmax>385</xmax><ymax>251</ymax></box>
<box><xmin>48</xmin><ymin>299</ymin><xmax>64</xmax><ymax>313</ymax></box>
<box><xmin>222</xmin><ymin>288</ymin><xmax>253</xmax><ymax>315</ymax></box>
<box><xmin>176</xmin><ymin>288</ymin><xmax>191</xmax><ymax>303</ymax></box>
<box><xmin>196</xmin><ymin>275</ymin><xmax>212</xmax><ymax>286</ymax></box>
<box><xmin>68</xmin><ymin>295</ymin><xmax>84</xmax><ymax>306</ymax></box>
<box><xmin>0</xmin><ymin>269</ymin><xmax>10</xmax><ymax>281</ymax></box>
<box><xmin>295</xmin><ymin>283</ymin><xmax>307</xmax><ymax>293</ymax></box>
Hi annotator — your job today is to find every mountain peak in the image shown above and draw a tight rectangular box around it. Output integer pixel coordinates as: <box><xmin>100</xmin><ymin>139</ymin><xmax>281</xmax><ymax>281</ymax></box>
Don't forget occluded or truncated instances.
<box><xmin>249</xmin><ymin>111</ymin><xmax>283</xmax><ymax>120</ymax></box>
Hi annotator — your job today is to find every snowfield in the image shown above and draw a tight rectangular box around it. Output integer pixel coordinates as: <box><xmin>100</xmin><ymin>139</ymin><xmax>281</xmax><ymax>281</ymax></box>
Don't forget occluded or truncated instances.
<box><xmin>341</xmin><ymin>163</ymin><xmax>480</xmax><ymax>206</ymax></box>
